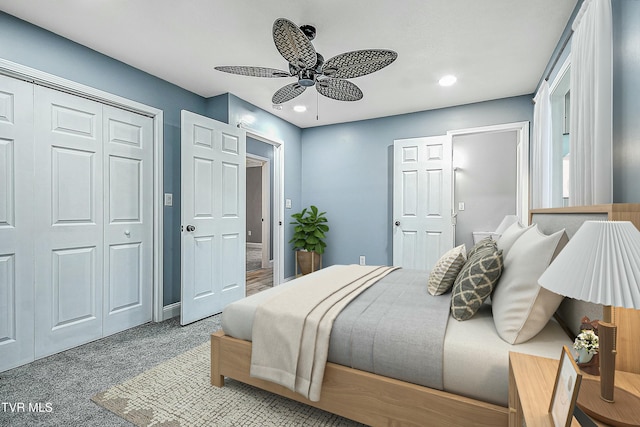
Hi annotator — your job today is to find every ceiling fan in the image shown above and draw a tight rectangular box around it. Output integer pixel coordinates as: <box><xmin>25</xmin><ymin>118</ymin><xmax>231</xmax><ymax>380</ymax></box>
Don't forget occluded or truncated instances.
<box><xmin>215</xmin><ymin>18</ymin><xmax>398</xmax><ymax>105</ymax></box>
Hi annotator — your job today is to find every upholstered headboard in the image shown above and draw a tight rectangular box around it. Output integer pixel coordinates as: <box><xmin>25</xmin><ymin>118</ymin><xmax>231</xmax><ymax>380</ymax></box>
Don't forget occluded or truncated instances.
<box><xmin>530</xmin><ymin>204</ymin><xmax>640</xmax><ymax>374</ymax></box>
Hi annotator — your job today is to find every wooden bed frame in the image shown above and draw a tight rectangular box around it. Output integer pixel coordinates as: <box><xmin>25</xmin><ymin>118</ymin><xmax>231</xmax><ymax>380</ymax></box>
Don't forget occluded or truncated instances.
<box><xmin>210</xmin><ymin>204</ymin><xmax>640</xmax><ymax>426</ymax></box>
<box><xmin>210</xmin><ymin>330</ymin><xmax>508</xmax><ymax>427</ymax></box>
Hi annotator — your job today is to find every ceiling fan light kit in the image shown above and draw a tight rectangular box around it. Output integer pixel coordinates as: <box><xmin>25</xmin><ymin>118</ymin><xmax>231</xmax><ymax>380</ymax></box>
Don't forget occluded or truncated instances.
<box><xmin>215</xmin><ymin>18</ymin><xmax>397</xmax><ymax>105</ymax></box>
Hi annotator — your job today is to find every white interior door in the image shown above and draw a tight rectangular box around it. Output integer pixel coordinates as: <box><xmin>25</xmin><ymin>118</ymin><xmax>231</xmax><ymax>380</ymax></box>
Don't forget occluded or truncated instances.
<box><xmin>181</xmin><ymin>110</ymin><xmax>246</xmax><ymax>325</ymax></box>
<box><xmin>0</xmin><ymin>71</ymin><xmax>156</xmax><ymax>370</ymax></box>
<box><xmin>393</xmin><ymin>135</ymin><xmax>453</xmax><ymax>269</ymax></box>
<box><xmin>34</xmin><ymin>86</ymin><xmax>105</xmax><ymax>357</ymax></box>
<box><xmin>0</xmin><ymin>75</ymin><xmax>35</xmax><ymax>371</ymax></box>
<box><xmin>103</xmin><ymin>105</ymin><xmax>153</xmax><ymax>335</ymax></box>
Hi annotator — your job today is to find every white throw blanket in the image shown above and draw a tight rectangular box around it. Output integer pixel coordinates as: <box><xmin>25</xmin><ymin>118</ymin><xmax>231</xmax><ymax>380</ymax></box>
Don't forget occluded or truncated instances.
<box><xmin>250</xmin><ymin>264</ymin><xmax>398</xmax><ymax>401</ymax></box>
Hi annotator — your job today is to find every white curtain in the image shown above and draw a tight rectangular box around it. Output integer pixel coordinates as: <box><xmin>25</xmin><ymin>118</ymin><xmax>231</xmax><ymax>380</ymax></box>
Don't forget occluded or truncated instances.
<box><xmin>569</xmin><ymin>0</ymin><xmax>612</xmax><ymax>206</ymax></box>
<box><xmin>532</xmin><ymin>80</ymin><xmax>552</xmax><ymax>208</ymax></box>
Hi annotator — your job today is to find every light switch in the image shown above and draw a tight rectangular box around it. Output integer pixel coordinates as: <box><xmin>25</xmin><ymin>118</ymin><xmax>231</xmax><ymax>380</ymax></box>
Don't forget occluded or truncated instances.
<box><xmin>458</xmin><ymin>202</ymin><xmax>465</xmax><ymax>211</ymax></box>
<box><xmin>164</xmin><ymin>193</ymin><xmax>173</xmax><ymax>206</ymax></box>
<box><xmin>285</xmin><ymin>199</ymin><xmax>292</xmax><ymax>209</ymax></box>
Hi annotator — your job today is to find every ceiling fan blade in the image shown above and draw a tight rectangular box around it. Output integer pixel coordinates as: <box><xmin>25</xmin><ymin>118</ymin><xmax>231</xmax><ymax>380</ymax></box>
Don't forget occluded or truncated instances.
<box><xmin>322</xmin><ymin>49</ymin><xmax>398</xmax><ymax>79</ymax></box>
<box><xmin>272</xmin><ymin>18</ymin><xmax>317</xmax><ymax>69</ymax></box>
<box><xmin>214</xmin><ymin>66</ymin><xmax>291</xmax><ymax>78</ymax></box>
<box><xmin>272</xmin><ymin>82</ymin><xmax>306</xmax><ymax>104</ymax></box>
<box><xmin>316</xmin><ymin>78</ymin><xmax>363</xmax><ymax>102</ymax></box>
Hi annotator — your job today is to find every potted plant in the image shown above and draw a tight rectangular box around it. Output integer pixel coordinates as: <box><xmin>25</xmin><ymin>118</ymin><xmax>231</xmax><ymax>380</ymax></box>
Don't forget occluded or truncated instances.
<box><xmin>289</xmin><ymin>205</ymin><xmax>329</xmax><ymax>275</ymax></box>
<box><xmin>573</xmin><ymin>329</ymin><xmax>599</xmax><ymax>363</ymax></box>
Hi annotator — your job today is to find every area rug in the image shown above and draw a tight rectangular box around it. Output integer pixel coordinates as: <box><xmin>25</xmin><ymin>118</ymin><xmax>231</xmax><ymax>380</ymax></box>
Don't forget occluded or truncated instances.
<box><xmin>91</xmin><ymin>341</ymin><xmax>362</xmax><ymax>427</ymax></box>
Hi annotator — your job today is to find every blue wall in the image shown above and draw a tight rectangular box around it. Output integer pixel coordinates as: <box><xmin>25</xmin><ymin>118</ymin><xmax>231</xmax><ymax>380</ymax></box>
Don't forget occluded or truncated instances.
<box><xmin>0</xmin><ymin>12</ymin><xmax>306</xmax><ymax>302</ymax></box>
<box><xmin>612</xmin><ymin>0</ymin><xmax>640</xmax><ymax>203</ymax></box>
<box><xmin>538</xmin><ymin>0</ymin><xmax>640</xmax><ymax>204</ymax></box>
<box><xmin>227</xmin><ymin>94</ymin><xmax>303</xmax><ymax>277</ymax></box>
<box><xmin>301</xmin><ymin>95</ymin><xmax>534</xmax><ymax>267</ymax></box>
<box><xmin>0</xmin><ymin>12</ymin><xmax>209</xmax><ymax>306</ymax></box>
<box><xmin>11</xmin><ymin>9</ymin><xmax>610</xmax><ymax>301</ymax></box>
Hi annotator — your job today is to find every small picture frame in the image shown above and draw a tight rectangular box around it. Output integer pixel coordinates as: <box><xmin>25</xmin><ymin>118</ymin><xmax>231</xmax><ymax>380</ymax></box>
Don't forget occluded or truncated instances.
<box><xmin>549</xmin><ymin>345</ymin><xmax>583</xmax><ymax>427</ymax></box>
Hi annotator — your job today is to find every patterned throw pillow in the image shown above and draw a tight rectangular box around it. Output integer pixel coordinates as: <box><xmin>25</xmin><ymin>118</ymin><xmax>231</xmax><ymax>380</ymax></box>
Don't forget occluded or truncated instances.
<box><xmin>451</xmin><ymin>247</ymin><xmax>504</xmax><ymax>321</ymax></box>
<box><xmin>428</xmin><ymin>244</ymin><xmax>467</xmax><ymax>296</ymax></box>
<box><xmin>467</xmin><ymin>237</ymin><xmax>497</xmax><ymax>260</ymax></box>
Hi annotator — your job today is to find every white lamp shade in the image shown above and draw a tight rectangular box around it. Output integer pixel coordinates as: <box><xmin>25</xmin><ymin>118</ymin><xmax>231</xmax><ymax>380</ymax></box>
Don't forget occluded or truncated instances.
<box><xmin>538</xmin><ymin>221</ymin><xmax>640</xmax><ymax>309</ymax></box>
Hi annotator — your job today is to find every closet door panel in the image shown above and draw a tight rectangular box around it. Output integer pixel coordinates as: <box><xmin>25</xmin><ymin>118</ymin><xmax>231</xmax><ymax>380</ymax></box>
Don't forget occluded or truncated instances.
<box><xmin>0</xmin><ymin>75</ymin><xmax>34</xmax><ymax>371</ymax></box>
<box><xmin>34</xmin><ymin>86</ymin><xmax>104</xmax><ymax>358</ymax></box>
<box><xmin>102</xmin><ymin>105</ymin><xmax>153</xmax><ymax>336</ymax></box>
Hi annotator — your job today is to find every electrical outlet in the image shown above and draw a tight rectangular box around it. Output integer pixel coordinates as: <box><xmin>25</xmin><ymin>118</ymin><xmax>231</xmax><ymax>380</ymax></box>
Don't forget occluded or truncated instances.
<box><xmin>359</xmin><ymin>255</ymin><xmax>366</xmax><ymax>266</ymax></box>
<box><xmin>248</xmin><ymin>230</ymin><xmax>252</xmax><ymax>236</ymax></box>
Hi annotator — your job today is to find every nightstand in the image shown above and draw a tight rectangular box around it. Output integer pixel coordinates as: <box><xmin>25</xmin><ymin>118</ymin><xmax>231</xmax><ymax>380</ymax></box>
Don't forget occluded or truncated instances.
<box><xmin>509</xmin><ymin>352</ymin><xmax>581</xmax><ymax>426</ymax></box>
<box><xmin>509</xmin><ymin>351</ymin><xmax>640</xmax><ymax>427</ymax></box>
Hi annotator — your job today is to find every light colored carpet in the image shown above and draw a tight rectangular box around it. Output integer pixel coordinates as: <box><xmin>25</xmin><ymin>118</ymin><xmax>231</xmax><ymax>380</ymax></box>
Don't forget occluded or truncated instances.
<box><xmin>92</xmin><ymin>341</ymin><xmax>363</xmax><ymax>427</ymax></box>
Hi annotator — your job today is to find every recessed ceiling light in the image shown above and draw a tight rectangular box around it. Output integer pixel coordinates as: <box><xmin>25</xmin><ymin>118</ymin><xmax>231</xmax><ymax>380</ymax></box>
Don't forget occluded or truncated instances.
<box><xmin>439</xmin><ymin>75</ymin><xmax>457</xmax><ymax>87</ymax></box>
<box><xmin>293</xmin><ymin>105</ymin><xmax>307</xmax><ymax>113</ymax></box>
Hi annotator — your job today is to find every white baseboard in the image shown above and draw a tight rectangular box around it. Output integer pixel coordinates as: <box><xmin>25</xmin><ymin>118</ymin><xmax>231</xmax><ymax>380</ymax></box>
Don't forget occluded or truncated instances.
<box><xmin>162</xmin><ymin>302</ymin><xmax>181</xmax><ymax>320</ymax></box>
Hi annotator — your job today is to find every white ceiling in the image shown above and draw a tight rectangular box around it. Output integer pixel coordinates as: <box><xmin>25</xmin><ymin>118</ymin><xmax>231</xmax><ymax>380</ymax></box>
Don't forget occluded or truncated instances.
<box><xmin>0</xmin><ymin>0</ymin><xmax>577</xmax><ymax>128</ymax></box>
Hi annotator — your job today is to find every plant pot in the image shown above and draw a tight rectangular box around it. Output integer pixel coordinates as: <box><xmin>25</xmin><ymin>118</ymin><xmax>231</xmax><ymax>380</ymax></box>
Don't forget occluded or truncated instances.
<box><xmin>576</xmin><ymin>348</ymin><xmax>594</xmax><ymax>364</ymax></box>
<box><xmin>296</xmin><ymin>251</ymin><xmax>322</xmax><ymax>275</ymax></box>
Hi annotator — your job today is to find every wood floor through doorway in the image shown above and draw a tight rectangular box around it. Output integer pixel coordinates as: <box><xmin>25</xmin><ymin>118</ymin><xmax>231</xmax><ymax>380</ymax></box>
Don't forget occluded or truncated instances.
<box><xmin>246</xmin><ymin>268</ymin><xmax>273</xmax><ymax>296</ymax></box>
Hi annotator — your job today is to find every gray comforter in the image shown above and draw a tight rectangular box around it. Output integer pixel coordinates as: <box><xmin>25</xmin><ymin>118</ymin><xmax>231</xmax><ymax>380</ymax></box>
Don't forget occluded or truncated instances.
<box><xmin>328</xmin><ymin>268</ymin><xmax>452</xmax><ymax>390</ymax></box>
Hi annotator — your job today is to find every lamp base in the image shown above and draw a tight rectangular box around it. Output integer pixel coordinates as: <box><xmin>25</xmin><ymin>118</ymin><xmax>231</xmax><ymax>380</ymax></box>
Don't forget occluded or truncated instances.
<box><xmin>576</xmin><ymin>378</ymin><xmax>640</xmax><ymax>427</ymax></box>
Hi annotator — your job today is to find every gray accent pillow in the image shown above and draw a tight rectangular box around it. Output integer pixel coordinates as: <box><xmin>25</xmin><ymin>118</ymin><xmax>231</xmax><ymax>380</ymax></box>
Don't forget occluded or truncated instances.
<box><xmin>467</xmin><ymin>237</ymin><xmax>497</xmax><ymax>259</ymax></box>
<box><xmin>451</xmin><ymin>247</ymin><xmax>504</xmax><ymax>321</ymax></box>
<box><xmin>428</xmin><ymin>244</ymin><xmax>466</xmax><ymax>296</ymax></box>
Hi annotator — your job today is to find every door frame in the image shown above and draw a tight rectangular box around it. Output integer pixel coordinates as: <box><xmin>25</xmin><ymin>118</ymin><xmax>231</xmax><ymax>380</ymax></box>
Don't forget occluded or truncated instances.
<box><xmin>0</xmin><ymin>58</ymin><xmax>165</xmax><ymax>322</ymax></box>
<box><xmin>447</xmin><ymin>121</ymin><xmax>530</xmax><ymax>225</ymax></box>
<box><xmin>242</xmin><ymin>127</ymin><xmax>284</xmax><ymax>286</ymax></box>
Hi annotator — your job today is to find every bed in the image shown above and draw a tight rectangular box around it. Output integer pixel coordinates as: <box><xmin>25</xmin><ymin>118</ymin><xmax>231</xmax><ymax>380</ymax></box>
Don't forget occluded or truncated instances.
<box><xmin>211</xmin><ymin>204</ymin><xmax>640</xmax><ymax>427</ymax></box>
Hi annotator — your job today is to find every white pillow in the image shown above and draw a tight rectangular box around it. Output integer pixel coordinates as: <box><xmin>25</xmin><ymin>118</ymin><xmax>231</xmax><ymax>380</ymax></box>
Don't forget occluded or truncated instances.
<box><xmin>496</xmin><ymin>221</ymin><xmax>533</xmax><ymax>257</ymax></box>
<box><xmin>428</xmin><ymin>244</ymin><xmax>466</xmax><ymax>296</ymax></box>
<box><xmin>491</xmin><ymin>225</ymin><xmax>569</xmax><ymax>344</ymax></box>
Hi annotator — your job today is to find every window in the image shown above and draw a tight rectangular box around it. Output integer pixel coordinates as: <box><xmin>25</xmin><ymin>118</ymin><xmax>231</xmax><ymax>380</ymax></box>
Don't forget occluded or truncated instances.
<box><xmin>550</xmin><ymin>59</ymin><xmax>571</xmax><ymax>207</ymax></box>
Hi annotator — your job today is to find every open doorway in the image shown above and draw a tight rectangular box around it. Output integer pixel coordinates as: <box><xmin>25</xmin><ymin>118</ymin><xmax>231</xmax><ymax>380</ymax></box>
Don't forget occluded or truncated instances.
<box><xmin>246</xmin><ymin>136</ymin><xmax>277</xmax><ymax>296</ymax></box>
<box><xmin>449</xmin><ymin>122</ymin><xmax>529</xmax><ymax>250</ymax></box>
<box><xmin>246</xmin><ymin>154</ymin><xmax>270</xmax><ymax>270</ymax></box>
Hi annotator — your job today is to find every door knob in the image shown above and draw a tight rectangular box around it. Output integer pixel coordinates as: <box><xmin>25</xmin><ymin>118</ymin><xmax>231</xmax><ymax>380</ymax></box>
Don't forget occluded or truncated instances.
<box><xmin>186</xmin><ymin>225</ymin><xmax>196</xmax><ymax>232</ymax></box>
<box><xmin>395</xmin><ymin>221</ymin><xmax>401</xmax><ymax>226</ymax></box>
<box><xmin>124</xmin><ymin>230</ymin><xmax>131</xmax><ymax>237</ymax></box>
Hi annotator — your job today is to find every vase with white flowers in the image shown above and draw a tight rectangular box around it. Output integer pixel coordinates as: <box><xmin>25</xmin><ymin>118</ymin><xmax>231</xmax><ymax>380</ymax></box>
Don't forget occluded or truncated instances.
<box><xmin>573</xmin><ymin>329</ymin><xmax>599</xmax><ymax>363</ymax></box>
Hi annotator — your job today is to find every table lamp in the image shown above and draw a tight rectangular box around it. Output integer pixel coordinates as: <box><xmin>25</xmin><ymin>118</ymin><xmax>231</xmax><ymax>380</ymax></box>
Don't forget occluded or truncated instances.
<box><xmin>538</xmin><ymin>221</ymin><xmax>640</xmax><ymax>427</ymax></box>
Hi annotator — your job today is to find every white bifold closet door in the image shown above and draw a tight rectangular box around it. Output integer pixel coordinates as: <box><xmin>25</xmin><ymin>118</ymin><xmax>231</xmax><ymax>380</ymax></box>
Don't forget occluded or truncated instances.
<box><xmin>33</xmin><ymin>87</ymin><xmax>153</xmax><ymax>358</ymax></box>
<box><xmin>0</xmin><ymin>75</ymin><xmax>35</xmax><ymax>371</ymax></box>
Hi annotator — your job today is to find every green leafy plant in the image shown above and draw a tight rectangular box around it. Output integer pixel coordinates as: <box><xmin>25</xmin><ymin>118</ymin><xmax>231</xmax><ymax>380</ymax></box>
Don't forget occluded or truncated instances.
<box><xmin>288</xmin><ymin>205</ymin><xmax>329</xmax><ymax>254</ymax></box>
